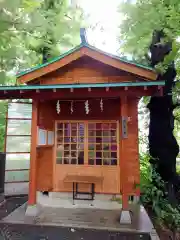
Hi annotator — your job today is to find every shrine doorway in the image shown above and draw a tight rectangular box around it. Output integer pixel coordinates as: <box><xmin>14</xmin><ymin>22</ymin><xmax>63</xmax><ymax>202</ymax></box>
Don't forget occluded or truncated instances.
<box><xmin>55</xmin><ymin>121</ymin><xmax>119</xmax><ymax>166</ymax></box>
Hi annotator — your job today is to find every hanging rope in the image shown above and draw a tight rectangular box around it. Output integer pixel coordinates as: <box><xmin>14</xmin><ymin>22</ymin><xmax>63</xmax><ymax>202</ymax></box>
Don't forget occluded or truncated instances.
<box><xmin>70</xmin><ymin>101</ymin><xmax>74</xmax><ymax>114</ymax></box>
<box><xmin>85</xmin><ymin>100</ymin><xmax>89</xmax><ymax>114</ymax></box>
<box><xmin>100</xmin><ymin>98</ymin><xmax>103</xmax><ymax>112</ymax></box>
<box><xmin>56</xmin><ymin>100</ymin><xmax>61</xmax><ymax>114</ymax></box>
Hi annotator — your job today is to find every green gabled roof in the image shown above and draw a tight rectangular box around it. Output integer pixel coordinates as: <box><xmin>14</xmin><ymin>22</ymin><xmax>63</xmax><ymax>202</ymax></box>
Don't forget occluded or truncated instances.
<box><xmin>16</xmin><ymin>42</ymin><xmax>155</xmax><ymax>78</ymax></box>
<box><xmin>0</xmin><ymin>81</ymin><xmax>165</xmax><ymax>91</ymax></box>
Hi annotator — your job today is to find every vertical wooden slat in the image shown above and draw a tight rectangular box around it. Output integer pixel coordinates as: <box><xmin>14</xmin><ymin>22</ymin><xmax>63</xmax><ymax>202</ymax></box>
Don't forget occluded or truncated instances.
<box><xmin>28</xmin><ymin>99</ymin><xmax>38</xmax><ymax>205</ymax></box>
<box><xmin>120</xmin><ymin>96</ymin><xmax>129</xmax><ymax>210</ymax></box>
<box><xmin>69</xmin><ymin>123</ymin><xmax>72</xmax><ymax>164</ymax></box>
<box><xmin>116</xmin><ymin>120</ymin><xmax>120</xmax><ymax>165</ymax></box>
<box><xmin>53</xmin><ymin>121</ymin><xmax>57</xmax><ymax>191</ymax></box>
<box><xmin>133</xmin><ymin>98</ymin><xmax>140</xmax><ymax>197</ymax></box>
<box><xmin>76</xmin><ymin>123</ymin><xmax>78</xmax><ymax>165</ymax></box>
<box><xmin>62</xmin><ymin>123</ymin><xmax>64</xmax><ymax>164</ymax></box>
<box><xmin>84</xmin><ymin>121</ymin><xmax>88</xmax><ymax>165</ymax></box>
<box><xmin>101</xmin><ymin>124</ymin><xmax>104</xmax><ymax>166</ymax></box>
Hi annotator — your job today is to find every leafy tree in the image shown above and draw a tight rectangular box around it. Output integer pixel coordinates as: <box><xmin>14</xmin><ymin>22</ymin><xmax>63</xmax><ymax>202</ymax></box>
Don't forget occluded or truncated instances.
<box><xmin>118</xmin><ymin>0</ymin><xmax>180</xmax><ymax>73</ymax></box>
<box><xmin>25</xmin><ymin>0</ymin><xmax>85</xmax><ymax>64</ymax></box>
<box><xmin>0</xmin><ymin>0</ymin><xmax>85</xmax><ymax>84</ymax></box>
<box><xmin>118</xmin><ymin>0</ymin><xmax>180</xmax><ymax>204</ymax></box>
<box><xmin>0</xmin><ymin>0</ymin><xmax>44</xmax><ymax>83</ymax></box>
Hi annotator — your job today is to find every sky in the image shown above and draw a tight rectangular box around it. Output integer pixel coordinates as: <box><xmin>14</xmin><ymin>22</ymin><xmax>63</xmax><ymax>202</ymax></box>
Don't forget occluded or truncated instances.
<box><xmin>77</xmin><ymin>0</ymin><xmax>121</xmax><ymax>55</ymax></box>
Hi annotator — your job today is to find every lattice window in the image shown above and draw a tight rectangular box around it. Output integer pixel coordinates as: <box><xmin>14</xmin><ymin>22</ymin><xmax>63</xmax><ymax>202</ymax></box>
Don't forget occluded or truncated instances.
<box><xmin>56</xmin><ymin>122</ymin><xmax>84</xmax><ymax>165</ymax></box>
<box><xmin>56</xmin><ymin>121</ymin><xmax>118</xmax><ymax>166</ymax></box>
<box><xmin>88</xmin><ymin>122</ymin><xmax>118</xmax><ymax>166</ymax></box>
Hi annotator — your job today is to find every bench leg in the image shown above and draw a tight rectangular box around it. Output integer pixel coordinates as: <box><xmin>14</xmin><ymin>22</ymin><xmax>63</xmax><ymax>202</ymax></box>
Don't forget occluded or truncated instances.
<box><xmin>73</xmin><ymin>182</ymin><xmax>75</xmax><ymax>204</ymax></box>
<box><xmin>92</xmin><ymin>183</ymin><xmax>95</xmax><ymax>200</ymax></box>
<box><xmin>73</xmin><ymin>182</ymin><xmax>95</xmax><ymax>201</ymax></box>
<box><xmin>76</xmin><ymin>183</ymin><xmax>78</xmax><ymax>195</ymax></box>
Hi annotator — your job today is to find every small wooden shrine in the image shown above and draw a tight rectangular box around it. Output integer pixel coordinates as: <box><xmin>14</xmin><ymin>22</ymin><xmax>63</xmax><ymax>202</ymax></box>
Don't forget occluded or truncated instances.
<box><xmin>0</xmin><ymin>30</ymin><xmax>164</xmax><ymax>222</ymax></box>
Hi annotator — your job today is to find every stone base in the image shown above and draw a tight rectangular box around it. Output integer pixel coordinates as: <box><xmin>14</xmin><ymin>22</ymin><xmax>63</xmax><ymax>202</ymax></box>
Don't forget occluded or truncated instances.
<box><xmin>25</xmin><ymin>204</ymin><xmax>40</xmax><ymax>224</ymax></box>
<box><xmin>133</xmin><ymin>196</ymin><xmax>140</xmax><ymax>204</ymax></box>
<box><xmin>120</xmin><ymin>210</ymin><xmax>132</xmax><ymax>224</ymax></box>
<box><xmin>38</xmin><ymin>192</ymin><xmax>121</xmax><ymax>209</ymax></box>
<box><xmin>150</xmin><ymin>229</ymin><xmax>160</xmax><ymax>240</ymax></box>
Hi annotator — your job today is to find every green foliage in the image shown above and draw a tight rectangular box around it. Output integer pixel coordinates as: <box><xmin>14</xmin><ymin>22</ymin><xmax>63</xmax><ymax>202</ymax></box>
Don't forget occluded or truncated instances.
<box><xmin>25</xmin><ymin>0</ymin><xmax>85</xmax><ymax>65</ymax></box>
<box><xmin>118</xmin><ymin>0</ymin><xmax>180</xmax><ymax>77</ymax></box>
<box><xmin>0</xmin><ymin>0</ymin><xmax>85</xmax><ymax>84</ymax></box>
<box><xmin>0</xmin><ymin>101</ymin><xmax>7</xmax><ymax>152</ymax></box>
<box><xmin>140</xmin><ymin>151</ymin><xmax>180</xmax><ymax>232</ymax></box>
<box><xmin>0</xmin><ymin>0</ymin><xmax>43</xmax><ymax>83</ymax></box>
<box><xmin>177</xmin><ymin>165</ymin><xmax>180</xmax><ymax>174</ymax></box>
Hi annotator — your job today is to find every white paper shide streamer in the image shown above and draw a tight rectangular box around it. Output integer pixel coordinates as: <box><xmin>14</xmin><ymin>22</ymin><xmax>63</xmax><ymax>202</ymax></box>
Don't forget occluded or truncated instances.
<box><xmin>70</xmin><ymin>101</ymin><xmax>74</xmax><ymax>114</ymax></box>
<box><xmin>56</xmin><ymin>100</ymin><xmax>61</xmax><ymax>114</ymax></box>
<box><xmin>85</xmin><ymin>100</ymin><xmax>89</xmax><ymax>115</ymax></box>
<box><xmin>100</xmin><ymin>98</ymin><xmax>103</xmax><ymax>112</ymax></box>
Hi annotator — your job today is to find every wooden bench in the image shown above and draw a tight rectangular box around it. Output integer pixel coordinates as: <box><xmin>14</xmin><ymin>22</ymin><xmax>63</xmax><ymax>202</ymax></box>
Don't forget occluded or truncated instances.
<box><xmin>64</xmin><ymin>175</ymin><xmax>104</xmax><ymax>200</ymax></box>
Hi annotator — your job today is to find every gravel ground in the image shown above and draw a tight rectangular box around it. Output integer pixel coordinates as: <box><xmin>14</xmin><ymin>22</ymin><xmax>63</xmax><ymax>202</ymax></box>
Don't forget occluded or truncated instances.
<box><xmin>0</xmin><ymin>196</ymin><xmax>151</xmax><ymax>240</ymax></box>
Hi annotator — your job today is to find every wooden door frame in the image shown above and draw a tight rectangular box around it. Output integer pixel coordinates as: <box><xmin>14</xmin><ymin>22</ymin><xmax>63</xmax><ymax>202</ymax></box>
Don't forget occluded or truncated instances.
<box><xmin>53</xmin><ymin>120</ymin><xmax>120</xmax><ymax>191</ymax></box>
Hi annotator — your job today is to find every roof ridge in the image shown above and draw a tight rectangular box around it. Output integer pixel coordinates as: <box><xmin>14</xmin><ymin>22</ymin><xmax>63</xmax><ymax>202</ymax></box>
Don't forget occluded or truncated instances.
<box><xmin>16</xmin><ymin>42</ymin><xmax>155</xmax><ymax>78</ymax></box>
<box><xmin>85</xmin><ymin>43</ymin><xmax>154</xmax><ymax>71</ymax></box>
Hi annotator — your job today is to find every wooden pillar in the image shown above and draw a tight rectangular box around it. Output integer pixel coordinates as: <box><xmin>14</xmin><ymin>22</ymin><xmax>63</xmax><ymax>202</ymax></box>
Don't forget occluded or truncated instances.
<box><xmin>120</xmin><ymin>96</ymin><xmax>129</xmax><ymax>210</ymax></box>
<box><xmin>28</xmin><ymin>100</ymin><xmax>38</xmax><ymax>205</ymax></box>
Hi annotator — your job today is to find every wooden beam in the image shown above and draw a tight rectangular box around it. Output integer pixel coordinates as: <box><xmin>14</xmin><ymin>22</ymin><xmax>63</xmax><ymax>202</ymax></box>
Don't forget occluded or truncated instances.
<box><xmin>41</xmin><ymin>75</ymin><xmax>139</xmax><ymax>85</ymax></box>
<box><xmin>0</xmin><ymin>86</ymin><xmax>163</xmax><ymax>100</ymax></box>
<box><xmin>28</xmin><ymin>100</ymin><xmax>38</xmax><ymax>205</ymax></box>
<box><xmin>120</xmin><ymin>96</ymin><xmax>129</xmax><ymax>210</ymax></box>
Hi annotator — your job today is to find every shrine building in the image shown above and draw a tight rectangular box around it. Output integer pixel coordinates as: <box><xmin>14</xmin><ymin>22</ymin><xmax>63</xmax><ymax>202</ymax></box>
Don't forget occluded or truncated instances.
<box><xmin>0</xmin><ymin>29</ymin><xmax>163</xmax><ymax>223</ymax></box>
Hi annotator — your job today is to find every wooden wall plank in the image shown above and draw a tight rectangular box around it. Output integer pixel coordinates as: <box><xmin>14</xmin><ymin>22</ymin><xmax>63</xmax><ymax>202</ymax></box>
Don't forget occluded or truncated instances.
<box><xmin>54</xmin><ymin>165</ymin><xmax>119</xmax><ymax>194</ymax></box>
<box><xmin>36</xmin><ymin>147</ymin><xmax>53</xmax><ymax>191</ymax></box>
<box><xmin>41</xmin><ymin>76</ymin><xmax>135</xmax><ymax>85</ymax></box>
<box><xmin>36</xmin><ymin>97</ymin><xmax>140</xmax><ymax>197</ymax></box>
<box><xmin>81</xmin><ymin>47</ymin><xmax>157</xmax><ymax>80</ymax></box>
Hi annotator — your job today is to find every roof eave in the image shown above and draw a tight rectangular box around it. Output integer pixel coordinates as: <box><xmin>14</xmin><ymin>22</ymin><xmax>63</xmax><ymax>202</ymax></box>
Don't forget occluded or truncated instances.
<box><xmin>0</xmin><ymin>81</ymin><xmax>165</xmax><ymax>91</ymax></box>
<box><xmin>16</xmin><ymin>43</ymin><xmax>157</xmax><ymax>84</ymax></box>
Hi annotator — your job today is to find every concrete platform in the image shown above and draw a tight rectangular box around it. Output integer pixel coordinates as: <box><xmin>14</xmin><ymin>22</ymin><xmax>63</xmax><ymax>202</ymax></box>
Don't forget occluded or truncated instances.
<box><xmin>1</xmin><ymin>202</ymin><xmax>159</xmax><ymax>239</ymax></box>
<box><xmin>0</xmin><ymin>195</ymin><xmax>155</xmax><ymax>240</ymax></box>
<box><xmin>37</xmin><ymin>192</ymin><xmax>122</xmax><ymax>209</ymax></box>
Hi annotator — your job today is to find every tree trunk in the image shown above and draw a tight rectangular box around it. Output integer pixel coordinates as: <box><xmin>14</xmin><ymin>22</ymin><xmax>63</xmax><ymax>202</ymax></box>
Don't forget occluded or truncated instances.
<box><xmin>148</xmin><ymin>30</ymin><xmax>180</xmax><ymax>204</ymax></box>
